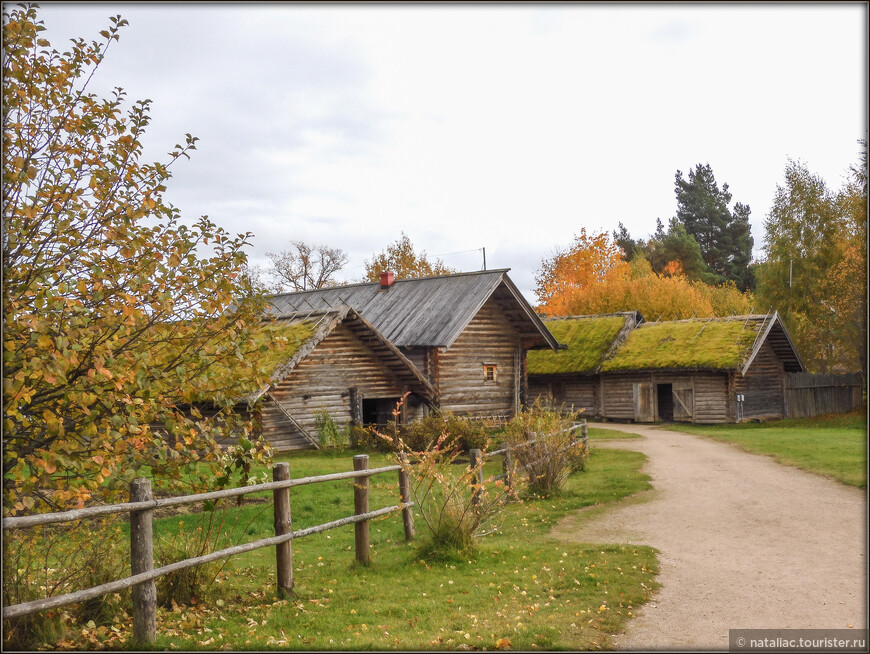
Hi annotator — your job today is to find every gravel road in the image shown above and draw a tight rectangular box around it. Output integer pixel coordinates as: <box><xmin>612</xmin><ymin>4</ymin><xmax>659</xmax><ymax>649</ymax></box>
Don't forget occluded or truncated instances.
<box><xmin>550</xmin><ymin>423</ymin><xmax>867</xmax><ymax>650</ymax></box>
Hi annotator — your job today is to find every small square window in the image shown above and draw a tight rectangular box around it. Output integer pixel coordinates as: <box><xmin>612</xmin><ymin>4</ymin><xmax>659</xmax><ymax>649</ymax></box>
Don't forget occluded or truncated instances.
<box><xmin>483</xmin><ymin>364</ymin><xmax>497</xmax><ymax>382</ymax></box>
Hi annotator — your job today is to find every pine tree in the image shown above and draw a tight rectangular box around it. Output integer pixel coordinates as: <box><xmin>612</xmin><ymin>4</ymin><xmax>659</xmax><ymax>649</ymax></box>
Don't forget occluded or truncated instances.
<box><xmin>674</xmin><ymin>164</ymin><xmax>754</xmax><ymax>289</ymax></box>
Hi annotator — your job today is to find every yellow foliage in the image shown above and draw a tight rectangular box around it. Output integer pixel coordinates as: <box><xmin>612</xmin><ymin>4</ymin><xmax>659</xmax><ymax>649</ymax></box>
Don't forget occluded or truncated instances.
<box><xmin>536</xmin><ymin>229</ymin><xmax>626</xmax><ymax>315</ymax></box>
<box><xmin>542</xmin><ymin>251</ymin><xmax>752</xmax><ymax>320</ymax></box>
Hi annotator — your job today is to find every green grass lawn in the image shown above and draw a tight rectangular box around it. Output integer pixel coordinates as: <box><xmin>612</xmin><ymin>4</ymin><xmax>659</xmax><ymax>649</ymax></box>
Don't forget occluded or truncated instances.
<box><xmin>662</xmin><ymin>411</ymin><xmax>867</xmax><ymax>488</ymax></box>
<box><xmin>588</xmin><ymin>427</ymin><xmax>642</xmax><ymax>440</ymax></box>
<box><xmin>129</xmin><ymin>447</ymin><xmax>657</xmax><ymax>651</ymax></box>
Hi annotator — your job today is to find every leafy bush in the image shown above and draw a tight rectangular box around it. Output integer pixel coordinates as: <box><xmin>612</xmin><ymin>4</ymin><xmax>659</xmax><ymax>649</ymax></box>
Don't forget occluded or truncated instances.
<box><xmin>367</xmin><ymin>398</ymin><xmax>517</xmax><ymax>558</ymax></box>
<box><xmin>315</xmin><ymin>410</ymin><xmax>350</xmax><ymax>452</ymax></box>
<box><xmin>399</xmin><ymin>432</ymin><xmax>515</xmax><ymax>560</ymax></box>
<box><xmin>399</xmin><ymin>411</ymin><xmax>490</xmax><ymax>452</ymax></box>
<box><xmin>349</xmin><ymin>424</ymin><xmax>392</xmax><ymax>451</ymax></box>
<box><xmin>502</xmin><ymin>402</ymin><xmax>586</xmax><ymax>495</ymax></box>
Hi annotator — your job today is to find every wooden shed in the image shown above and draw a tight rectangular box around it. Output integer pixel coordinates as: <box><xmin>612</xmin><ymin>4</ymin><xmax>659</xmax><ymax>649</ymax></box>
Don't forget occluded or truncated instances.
<box><xmin>266</xmin><ymin>269</ymin><xmax>560</xmax><ymax>426</ymax></box>
<box><xmin>529</xmin><ymin>312</ymin><xmax>807</xmax><ymax>424</ymax></box>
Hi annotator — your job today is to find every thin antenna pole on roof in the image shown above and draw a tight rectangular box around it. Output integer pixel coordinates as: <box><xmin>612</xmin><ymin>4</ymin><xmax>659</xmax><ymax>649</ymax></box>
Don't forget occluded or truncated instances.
<box><xmin>482</xmin><ymin>247</ymin><xmax>487</xmax><ymax>271</ymax></box>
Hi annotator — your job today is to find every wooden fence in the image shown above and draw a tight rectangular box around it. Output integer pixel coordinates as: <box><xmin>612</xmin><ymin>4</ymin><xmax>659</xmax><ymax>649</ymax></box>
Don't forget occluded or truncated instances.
<box><xmin>2</xmin><ymin>422</ymin><xmax>588</xmax><ymax>646</ymax></box>
<box><xmin>2</xmin><ymin>455</ymin><xmax>414</xmax><ymax>645</ymax></box>
<box><xmin>784</xmin><ymin>372</ymin><xmax>864</xmax><ymax>419</ymax></box>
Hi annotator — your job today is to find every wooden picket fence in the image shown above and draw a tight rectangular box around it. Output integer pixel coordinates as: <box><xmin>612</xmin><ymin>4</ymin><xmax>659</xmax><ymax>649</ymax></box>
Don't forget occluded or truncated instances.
<box><xmin>2</xmin><ymin>422</ymin><xmax>588</xmax><ymax>646</ymax></box>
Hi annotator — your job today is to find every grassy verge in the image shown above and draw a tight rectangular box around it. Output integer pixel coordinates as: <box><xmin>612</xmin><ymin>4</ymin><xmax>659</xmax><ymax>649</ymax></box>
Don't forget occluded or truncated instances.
<box><xmin>662</xmin><ymin>411</ymin><xmax>867</xmax><ymax>488</ymax></box>
<box><xmin>132</xmin><ymin>447</ymin><xmax>656</xmax><ymax>651</ymax></box>
<box><xmin>588</xmin><ymin>427</ymin><xmax>641</xmax><ymax>440</ymax></box>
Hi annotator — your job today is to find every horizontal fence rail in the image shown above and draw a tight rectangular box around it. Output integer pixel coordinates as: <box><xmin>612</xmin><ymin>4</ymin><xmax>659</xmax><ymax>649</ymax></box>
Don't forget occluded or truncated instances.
<box><xmin>3</xmin><ymin>420</ymin><xmax>590</xmax><ymax>644</ymax></box>
<box><xmin>2</xmin><ymin>503</ymin><xmax>407</xmax><ymax>621</ymax></box>
<box><xmin>2</xmin><ymin>454</ymin><xmax>412</xmax><ymax>645</ymax></box>
<box><xmin>2</xmin><ymin>465</ymin><xmax>402</xmax><ymax>531</ymax></box>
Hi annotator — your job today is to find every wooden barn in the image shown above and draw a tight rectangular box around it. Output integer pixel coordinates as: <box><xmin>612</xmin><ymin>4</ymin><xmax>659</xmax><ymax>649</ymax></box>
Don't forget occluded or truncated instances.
<box><xmin>264</xmin><ymin>269</ymin><xmax>560</xmax><ymax>441</ymax></box>
<box><xmin>529</xmin><ymin>312</ymin><xmax>807</xmax><ymax>424</ymax></box>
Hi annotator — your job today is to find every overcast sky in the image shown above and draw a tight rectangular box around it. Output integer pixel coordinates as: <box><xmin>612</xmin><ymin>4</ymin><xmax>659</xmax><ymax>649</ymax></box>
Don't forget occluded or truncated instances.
<box><xmin>34</xmin><ymin>2</ymin><xmax>868</xmax><ymax>303</ymax></box>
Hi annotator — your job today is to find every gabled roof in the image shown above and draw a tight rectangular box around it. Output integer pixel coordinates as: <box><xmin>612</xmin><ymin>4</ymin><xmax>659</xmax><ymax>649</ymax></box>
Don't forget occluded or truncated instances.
<box><xmin>247</xmin><ymin>305</ymin><xmax>437</xmax><ymax>403</ymax></box>
<box><xmin>266</xmin><ymin>269</ymin><xmax>559</xmax><ymax>350</ymax></box>
<box><xmin>527</xmin><ymin>313</ymin><xmax>641</xmax><ymax>375</ymax></box>
<box><xmin>601</xmin><ymin>312</ymin><xmax>805</xmax><ymax>373</ymax></box>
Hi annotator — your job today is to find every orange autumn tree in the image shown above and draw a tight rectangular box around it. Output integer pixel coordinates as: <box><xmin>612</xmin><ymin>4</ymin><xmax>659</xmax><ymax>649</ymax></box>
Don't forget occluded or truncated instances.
<box><xmin>537</xmin><ymin>239</ymin><xmax>753</xmax><ymax>319</ymax></box>
<box><xmin>535</xmin><ymin>229</ymin><xmax>626</xmax><ymax>315</ymax></box>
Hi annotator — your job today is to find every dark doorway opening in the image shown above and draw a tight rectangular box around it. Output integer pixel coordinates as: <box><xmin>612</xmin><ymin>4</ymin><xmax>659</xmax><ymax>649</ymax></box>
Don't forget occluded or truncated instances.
<box><xmin>362</xmin><ymin>397</ymin><xmax>401</xmax><ymax>427</ymax></box>
<box><xmin>656</xmin><ymin>383</ymin><xmax>674</xmax><ymax>422</ymax></box>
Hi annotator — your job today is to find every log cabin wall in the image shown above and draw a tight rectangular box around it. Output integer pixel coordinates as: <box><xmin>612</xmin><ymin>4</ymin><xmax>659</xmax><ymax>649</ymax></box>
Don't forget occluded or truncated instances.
<box><xmin>691</xmin><ymin>373</ymin><xmax>729</xmax><ymax>423</ymax></box>
<box><xmin>435</xmin><ymin>297</ymin><xmax>522</xmax><ymax>419</ymax></box>
<box><xmin>601</xmin><ymin>374</ymin><xmax>642</xmax><ymax>421</ymax></box>
<box><xmin>263</xmin><ymin>322</ymin><xmax>422</xmax><ymax>450</ymax></box>
<box><xmin>600</xmin><ymin>371</ymin><xmax>731</xmax><ymax>423</ymax></box>
<box><xmin>735</xmin><ymin>339</ymin><xmax>786</xmax><ymax>421</ymax></box>
<box><xmin>528</xmin><ymin>374</ymin><xmax>599</xmax><ymax>417</ymax></box>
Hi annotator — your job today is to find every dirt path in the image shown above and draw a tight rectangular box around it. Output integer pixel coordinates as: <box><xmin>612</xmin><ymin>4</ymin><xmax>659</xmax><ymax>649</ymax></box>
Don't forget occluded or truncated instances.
<box><xmin>550</xmin><ymin>423</ymin><xmax>867</xmax><ymax>650</ymax></box>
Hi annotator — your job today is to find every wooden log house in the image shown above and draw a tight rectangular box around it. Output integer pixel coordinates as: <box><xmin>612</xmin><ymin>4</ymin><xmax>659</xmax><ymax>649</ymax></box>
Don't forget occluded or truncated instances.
<box><xmin>260</xmin><ymin>270</ymin><xmax>560</xmax><ymax>449</ymax></box>
<box><xmin>529</xmin><ymin>312</ymin><xmax>808</xmax><ymax>424</ymax></box>
<box><xmin>232</xmin><ymin>305</ymin><xmax>437</xmax><ymax>451</ymax></box>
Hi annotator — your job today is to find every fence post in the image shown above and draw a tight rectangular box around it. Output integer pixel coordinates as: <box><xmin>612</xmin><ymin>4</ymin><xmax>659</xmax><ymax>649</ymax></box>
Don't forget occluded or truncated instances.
<box><xmin>273</xmin><ymin>462</ymin><xmax>293</xmax><ymax>598</ymax></box>
<box><xmin>353</xmin><ymin>455</ymin><xmax>370</xmax><ymax>564</ymax></box>
<box><xmin>502</xmin><ymin>449</ymin><xmax>514</xmax><ymax>492</ymax></box>
<box><xmin>397</xmin><ymin>452</ymin><xmax>415</xmax><ymax>542</ymax></box>
<box><xmin>580</xmin><ymin>419</ymin><xmax>589</xmax><ymax>452</ymax></box>
<box><xmin>469</xmin><ymin>448</ymin><xmax>484</xmax><ymax>506</ymax></box>
<box><xmin>130</xmin><ymin>478</ymin><xmax>156</xmax><ymax>645</ymax></box>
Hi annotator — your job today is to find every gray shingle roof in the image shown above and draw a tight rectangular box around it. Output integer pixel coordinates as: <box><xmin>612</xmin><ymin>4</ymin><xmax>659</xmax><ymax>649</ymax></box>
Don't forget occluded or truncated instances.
<box><xmin>265</xmin><ymin>269</ymin><xmax>559</xmax><ymax>350</ymax></box>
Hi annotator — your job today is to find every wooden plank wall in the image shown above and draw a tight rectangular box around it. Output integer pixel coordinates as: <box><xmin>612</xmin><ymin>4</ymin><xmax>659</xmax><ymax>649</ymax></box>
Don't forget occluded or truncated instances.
<box><xmin>527</xmin><ymin>375</ymin><xmax>599</xmax><ymax>417</ymax></box>
<box><xmin>735</xmin><ymin>340</ymin><xmax>785</xmax><ymax>421</ymax></box>
<box><xmin>783</xmin><ymin>372</ymin><xmax>864</xmax><ymax>418</ymax></box>
<box><xmin>601</xmin><ymin>372</ymin><xmax>730</xmax><ymax>423</ymax></box>
<box><xmin>691</xmin><ymin>373</ymin><xmax>729</xmax><ymax>423</ymax></box>
<box><xmin>601</xmin><ymin>374</ymin><xmax>641</xmax><ymax>420</ymax></box>
<box><xmin>436</xmin><ymin>298</ymin><xmax>521</xmax><ymax>419</ymax></box>
<box><xmin>263</xmin><ymin>323</ymin><xmax>421</xmax><ymax>451</ymax></box>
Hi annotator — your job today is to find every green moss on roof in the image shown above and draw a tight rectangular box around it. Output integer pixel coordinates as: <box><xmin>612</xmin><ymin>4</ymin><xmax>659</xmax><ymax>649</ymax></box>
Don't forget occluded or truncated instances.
<box><xmin>528</xmin><ymin>316</ymin><xmax>627</xmax><ymax>374</ymax></box>
<box><xmin>255</xmin><ymin>320</ymin><xmax>317</xmax><ymax>377</ymax></box>
<box><xmin>193</xmin><ymin>319</ymin><xmax>318</xmax><ymax>402</ymax></box>
<box><xmin>601</xmin><ymin>319</ymin><xmax>759</xmax><ymax>372</ymax></box>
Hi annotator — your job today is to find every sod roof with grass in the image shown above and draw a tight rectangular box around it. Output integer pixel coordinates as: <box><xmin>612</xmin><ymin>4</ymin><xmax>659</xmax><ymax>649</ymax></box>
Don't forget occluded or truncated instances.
<box><xmin>192</xmin><ymin>318</ymin><xmax>318</xmax><ymax>402</ymax></box>
<box><xmin>601</xmin><ymin>317</ymin><xmax>762</xmax><ymax>372</ymax></box>
<box><xmin>527</xmin><ymin>315</ymin><xmax>632</xmax><ymax>375</ymax></box>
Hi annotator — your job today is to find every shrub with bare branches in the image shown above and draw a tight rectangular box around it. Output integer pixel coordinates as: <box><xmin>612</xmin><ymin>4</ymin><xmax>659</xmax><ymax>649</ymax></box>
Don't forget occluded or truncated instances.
<box><xmin>502</xmin><ymin>402</ymin><xmax>586</xmax><ymax>496</ymax></box>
